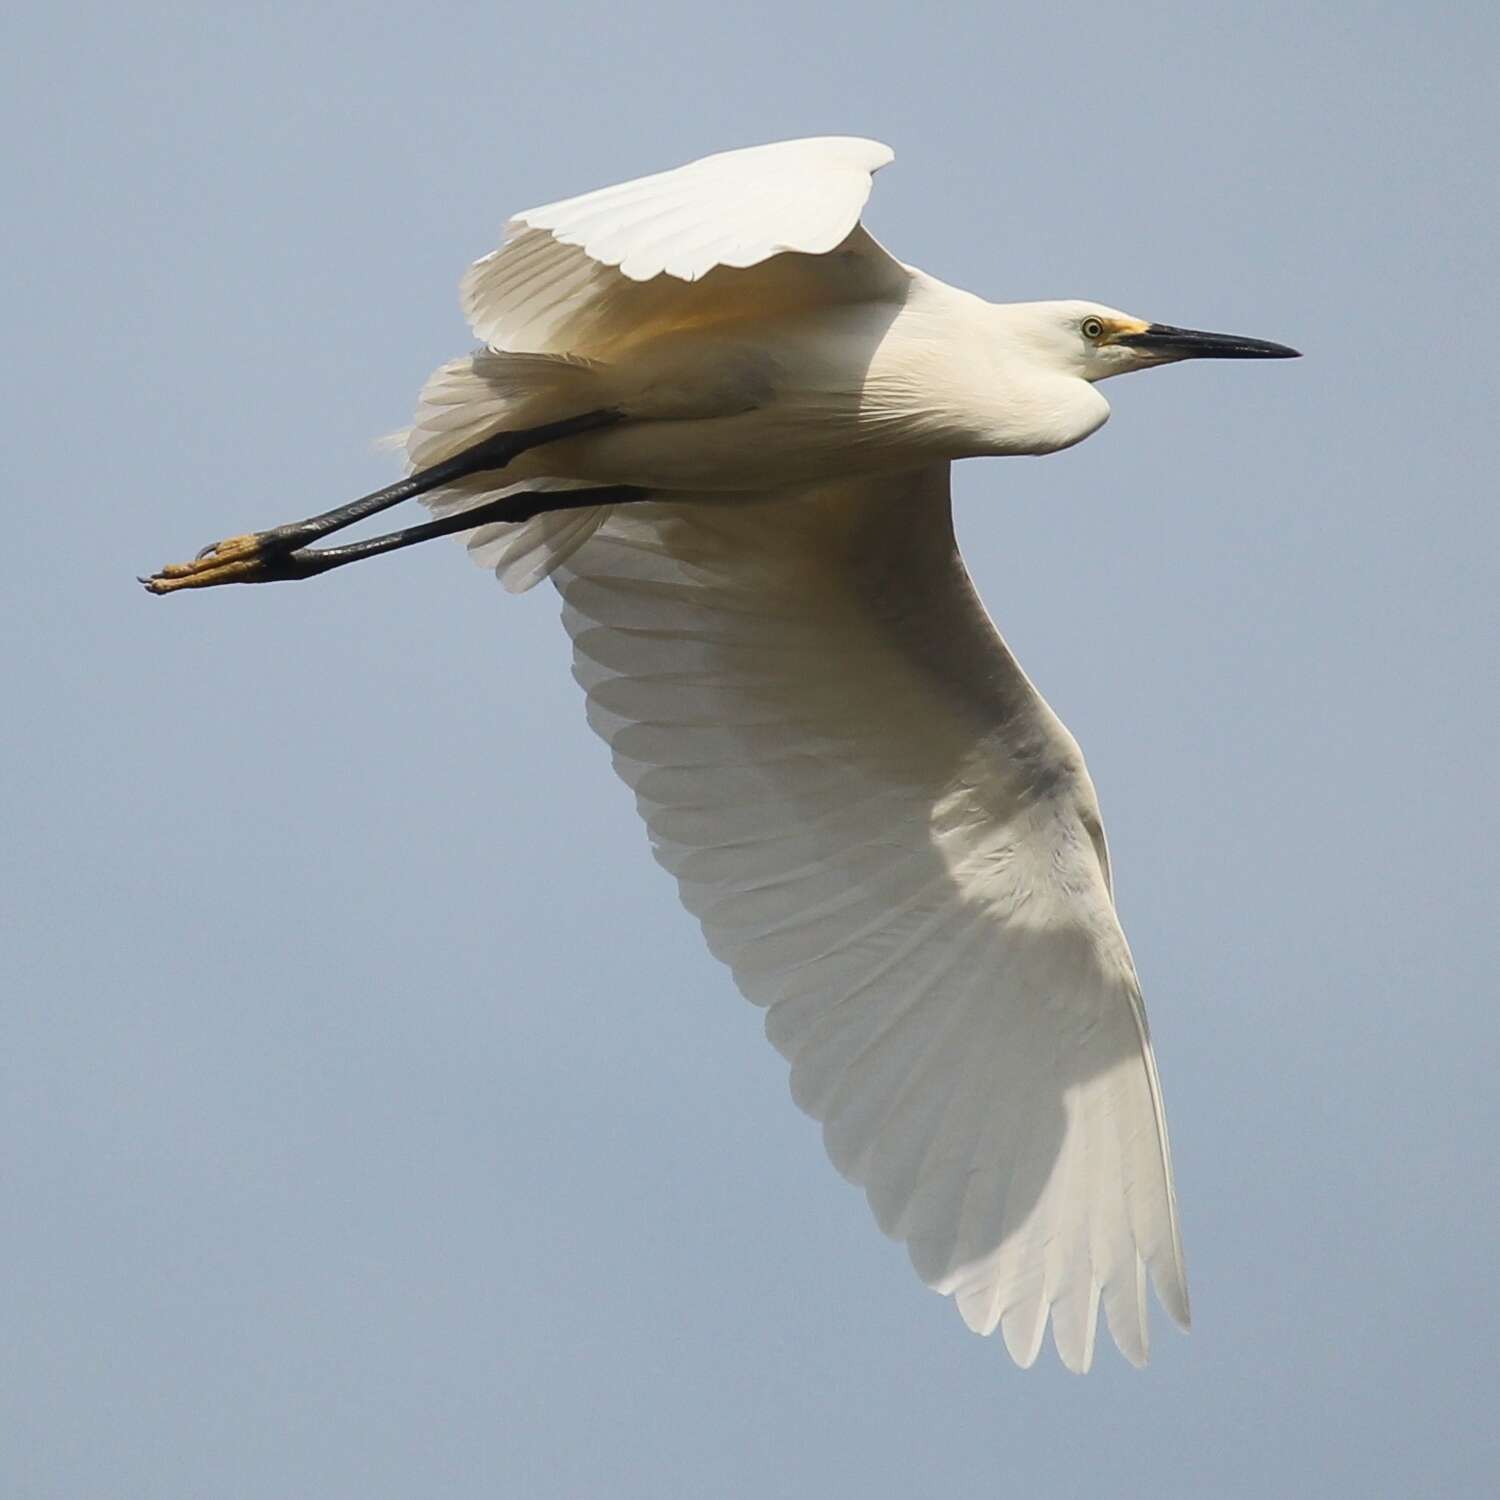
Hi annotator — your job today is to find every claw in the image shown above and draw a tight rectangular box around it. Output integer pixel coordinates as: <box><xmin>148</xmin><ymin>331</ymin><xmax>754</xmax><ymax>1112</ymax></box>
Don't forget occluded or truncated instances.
<box><xmin>141</xmin><ymin>533</ymin><xmax>278</xmax><ymax>594</ymax></box>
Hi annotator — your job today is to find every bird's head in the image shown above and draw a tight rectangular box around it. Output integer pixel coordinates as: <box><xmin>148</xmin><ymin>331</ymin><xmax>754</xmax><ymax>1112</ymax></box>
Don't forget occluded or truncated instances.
<box><xmin>1007</xmin><ymin>300</ymin><xmax>1300</xmax><ymax>382</ymax></box>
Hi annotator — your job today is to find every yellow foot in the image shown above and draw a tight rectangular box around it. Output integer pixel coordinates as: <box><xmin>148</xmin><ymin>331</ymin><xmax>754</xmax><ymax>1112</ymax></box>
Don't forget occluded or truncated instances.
<box><xmin>141</xmin><ymin>534</ymin><xmax>276</xmax><ymax>594</ymax></box>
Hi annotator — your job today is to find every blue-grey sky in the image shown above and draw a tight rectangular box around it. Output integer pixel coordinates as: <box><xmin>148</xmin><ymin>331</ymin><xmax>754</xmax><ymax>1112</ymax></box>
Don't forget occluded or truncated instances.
<box><xmin>5</xmin><ymin>2</ymin><xmax>1497</xmax><ymax>1495</ymax></box>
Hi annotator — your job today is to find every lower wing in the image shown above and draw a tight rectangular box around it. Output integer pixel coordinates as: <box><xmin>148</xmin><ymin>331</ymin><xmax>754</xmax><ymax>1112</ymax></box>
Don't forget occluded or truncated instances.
<box><xmin>548</xmin><ymin>464</ymin><xmax>1189</xmax><ymax>1370</ymax></box>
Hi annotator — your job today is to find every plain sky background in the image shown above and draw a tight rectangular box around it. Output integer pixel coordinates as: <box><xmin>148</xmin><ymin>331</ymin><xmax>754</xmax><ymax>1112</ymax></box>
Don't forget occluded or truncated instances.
<box><xmin>4</xmin><ymin>2</ymin><xmax>1498</xmax><ymax>1495</ymax></box>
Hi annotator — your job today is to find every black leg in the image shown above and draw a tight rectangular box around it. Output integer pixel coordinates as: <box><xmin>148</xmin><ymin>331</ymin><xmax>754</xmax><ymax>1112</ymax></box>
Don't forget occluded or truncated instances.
<box><xmin>143</xmin><ymin>482</ymin><xmax>647</xmax><ymax>591</ymax></box>
<box><xmin>229</xmin><ymin>485</ymin><xmax>647</xmax><ymax>584</ymax></box>
<box><xmin>142</xmin><ymin>408</ymin><xmax>626</xmax><ymax>593</ymax></box>
<box><xmin>242</xmin><ymin>408</ymin><xmax>626</xmax><ymax>552</ymax></box>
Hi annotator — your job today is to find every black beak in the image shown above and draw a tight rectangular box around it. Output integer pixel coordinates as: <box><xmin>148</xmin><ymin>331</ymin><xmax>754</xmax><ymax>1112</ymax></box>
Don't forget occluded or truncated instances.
<box><xmin>1116</xmin><ymin>323</ymin><xmax>1301</xmax><ymax>360</ymax></box>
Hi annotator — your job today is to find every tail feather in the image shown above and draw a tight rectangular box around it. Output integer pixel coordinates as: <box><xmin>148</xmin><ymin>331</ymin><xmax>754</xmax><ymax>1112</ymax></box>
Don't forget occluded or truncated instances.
<box><xmin>465</xmin><ymin>479</ymin><xmax>613</xmax><ymax>594</ymax></box>
<box><xmin>406</xmin><ymin>349</ymin><xmax>616</xmax><ymax>592</ymax></box>
<box><xmin>408</xmin><ymin>348</ymin><xmax>607</xmax><ymax>469</ymax></box>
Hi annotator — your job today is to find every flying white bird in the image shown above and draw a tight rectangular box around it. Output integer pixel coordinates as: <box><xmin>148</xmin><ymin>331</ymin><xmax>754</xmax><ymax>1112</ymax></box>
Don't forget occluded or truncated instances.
<box><xmin>145</xmin><ymin>137</ymin><xmax>1298</xmax><ymax>1371</ymax></box>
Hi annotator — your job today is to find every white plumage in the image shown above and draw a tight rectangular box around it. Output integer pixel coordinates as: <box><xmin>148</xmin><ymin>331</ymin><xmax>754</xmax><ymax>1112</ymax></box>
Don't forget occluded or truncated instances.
<box><xmin>415</xmin><ymin>138</ymin><xmax>1202</xmax><ymax>1371</ymax></box>
<box><xmin>556</xmin><ymin>477</ymin><xmax>1187</xmax><ymax>1372</ymax></box>
<box><xmin>460</xmin><ymin>137</ymin><xmax>905</xmax><ymax>350</ymax></box>
<box><xmin>152</xmin><ymin>135</ymin><xmax>1299</xmax><ymax>1369</ymax></box>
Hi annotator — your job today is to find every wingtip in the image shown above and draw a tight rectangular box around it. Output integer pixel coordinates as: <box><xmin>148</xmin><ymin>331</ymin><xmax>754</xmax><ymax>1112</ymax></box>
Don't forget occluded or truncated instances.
<box><xmin>1151</xmin><ymin>1255</ymin><xmax>1192</xmax><ymax>1333</ymax></box>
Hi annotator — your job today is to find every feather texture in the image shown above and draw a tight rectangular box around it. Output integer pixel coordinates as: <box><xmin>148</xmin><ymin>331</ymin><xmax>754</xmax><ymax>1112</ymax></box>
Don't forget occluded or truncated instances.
<box><xmin>421</xmin><ymin>138</ymin><xmax>911</xmax><ymax>589</ymax></box>
<box><xmin>552</xmin><ymin>467</ymin><xmax>1189</xmax><ymax>1370</ymax></box>
<box><xmin>407</xmin><ymin>143</ymin><xmax>1192</xmax><ymax>1364</ymax></box>
<box><xmin>461</xmin><ymin>137</ymin><xmax>909</xmax><ymax>357</ymax></box>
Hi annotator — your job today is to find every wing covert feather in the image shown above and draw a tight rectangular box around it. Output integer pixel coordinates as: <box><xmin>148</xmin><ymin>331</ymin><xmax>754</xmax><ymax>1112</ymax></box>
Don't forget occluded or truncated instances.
<box><xmin>551</xmin><ymin>467</ymin><xmax>1188</xmax><ymax>1370</ymax></box>
<box><xmin>461</xmin><ymin>137</ymin><xmax>909</xmax><ymax>356</ymax></box>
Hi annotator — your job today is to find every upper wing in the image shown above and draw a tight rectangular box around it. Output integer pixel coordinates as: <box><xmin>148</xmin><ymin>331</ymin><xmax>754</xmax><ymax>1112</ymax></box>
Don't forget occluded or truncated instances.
<box><xmin>461</xmin><ymin>136</ymin><xmax>910</xmax><ymax>356</ymax></box>
<box><xmin>551</xmin><ymin>466</ymin><xmax>1189</xmax><ymax>1371</ymax></box>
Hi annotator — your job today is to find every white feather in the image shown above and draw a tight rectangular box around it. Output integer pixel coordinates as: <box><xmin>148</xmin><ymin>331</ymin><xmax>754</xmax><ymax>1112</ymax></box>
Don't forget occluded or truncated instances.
<box><xmin>406</xmin><ymin>352</ymin><xmax>614</xmax><ymax>590</ymax></box>
<box><xmin>152</xmin><ymin>138</ymin><xmax>1296</xmax><ymax>1369</ymax></box>
<box><xmin>553</xmin><ymin>469</ymin><xmax>1189</xmax><ymax>1371</ymax></box>
<box><xmin>419</xmin><ymin>139</ymin><xmax>912</xmax><ymax>589</ymax></box>
<box><xmin>377</xmin><ymin>141</ymin><xmax>1220</xmax><ymax>1363</ymax></box>
<box><xmin>460</xmin><ymin>137</ymin><xmax>909</xmax><ymax>357</ymax></box>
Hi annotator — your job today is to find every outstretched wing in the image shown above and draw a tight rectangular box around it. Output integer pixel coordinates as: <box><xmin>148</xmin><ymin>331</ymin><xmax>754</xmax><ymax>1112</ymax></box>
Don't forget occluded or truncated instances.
<box><xmin>462</xmin><ymin>136</ymin><xmax>910</xmax><ymax>356</ymax></box>
<box><xmin>552</xmin><ymin>467</ymin><xmax>1190</xmax><ymax>1371</ymax></box>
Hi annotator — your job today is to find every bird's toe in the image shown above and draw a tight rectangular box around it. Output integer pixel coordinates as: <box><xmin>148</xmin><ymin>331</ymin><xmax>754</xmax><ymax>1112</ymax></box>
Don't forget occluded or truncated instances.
<box><xmin>141</xmin><ymin>534</ymin><xmax>274</xmax><ymax>594</ymax></box>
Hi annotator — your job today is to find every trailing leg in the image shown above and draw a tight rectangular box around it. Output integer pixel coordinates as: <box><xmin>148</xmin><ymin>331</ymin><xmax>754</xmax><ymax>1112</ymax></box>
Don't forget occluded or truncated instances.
<box><xmin>141</xmin><ymin>409</ymin><xmax>625</xmax><ymax>593</ymax></box>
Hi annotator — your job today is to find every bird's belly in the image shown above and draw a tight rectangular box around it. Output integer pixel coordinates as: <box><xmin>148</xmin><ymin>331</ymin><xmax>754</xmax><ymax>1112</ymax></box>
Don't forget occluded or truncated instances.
<box><xmin>505</xmin><ymin>297</ymin><xmax>1010</xmax><ymax>490</ymax></box>
<box><xmin>518</xmin><ymin>400</ymin><xmax>936</xmax><ymax>493</ymax></box>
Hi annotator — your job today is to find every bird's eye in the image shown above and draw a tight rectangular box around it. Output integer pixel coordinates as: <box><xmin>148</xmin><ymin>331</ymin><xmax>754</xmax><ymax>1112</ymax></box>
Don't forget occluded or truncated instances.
<box><xmin>1081</xmin><ymin>317</ymin><xmax>1105</xmax><ymax>341</ymax></box>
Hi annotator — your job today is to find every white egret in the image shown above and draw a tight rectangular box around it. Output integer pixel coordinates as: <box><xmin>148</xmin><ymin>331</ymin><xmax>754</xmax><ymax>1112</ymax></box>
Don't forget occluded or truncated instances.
<box><xmin>145</xmin><ymin>137</ymin><xmax>1298</xmax><ymax>1371</ymax></box>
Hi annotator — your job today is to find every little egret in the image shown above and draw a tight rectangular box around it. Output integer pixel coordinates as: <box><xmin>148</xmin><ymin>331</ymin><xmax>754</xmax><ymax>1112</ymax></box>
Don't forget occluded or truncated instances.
<box><xmin>144</xmin><ymin>137</ymin><xmax>1298</xmax><ymax>1371</ymax></box>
